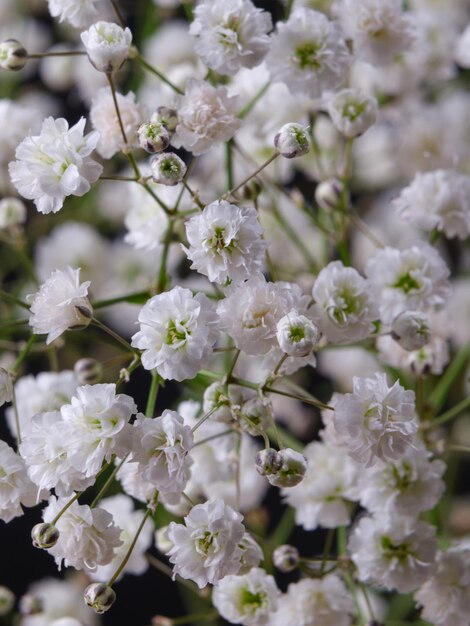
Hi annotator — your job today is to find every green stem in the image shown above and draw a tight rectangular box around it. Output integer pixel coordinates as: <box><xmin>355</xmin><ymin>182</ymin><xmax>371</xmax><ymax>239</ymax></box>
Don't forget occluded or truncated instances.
<box><xmin>225</xmin><ymin>152</ymin><xmax>279</xmax><ymax>198</ymax></box>
<box><xmin>0</xmin><ymin>289</ymin><xmax>29</xmax><ymax>310</ymax></box>
<box><xmin>27</xmin><ymin>51</ymin><xmax>87</xmax><ymax>59</ymax></box>
<box><xmin>269</xmin><ymin>506</ymin><xmax>296</xmax><ymax>547</ymax></box>
<box><xmin>145</xmin><ymin>371</ymin><xmax>160</xmax><ymax>417</ymax></box>
<box><xmin>93</xmin><ymin>290</ymin><xmax>151</xmax><ymax>309</ymax></box>
<box><xmin>428</xmin><ymin>342</ymin><xmax>470</xmax><ymax>412</ymax></box>
<box><xmin>192</xmin><ymin>429</ymin><xmax>234</xmax><ymax>448</ymax></box>
<box><xmin>11</xmin><ymin>335</ymin><xmax>37</xmax><ymax>374</ymax></box>
<box><xmin>430</xmin><ymin>396</ymin><xmax>470</xmax><ymax>428</ymax></box>
<box><xmin>99</xmin><ymin>175</ymin><xmax>138</xmax><ymax>182</ymax></box>
<box><xmin>107</xmin><ymin>71</ymin><xmax>129</xmax><ymax>145</ymax></box>
<box><xmin>146</xmin><ymin>554</ymin><xmax>201</xmax><ymax>595</ymax></box>
<box><xmin>320</xmin><ymin>529</ymin><xmax>335</xmax><ymax>574</ymax></box>
<box><xmin>52</xmin><ymin>491</ymin><xmax>82</xmax><ymax>525</ymax></box>
<box><xmin>10</xmin><ymin>384</ymin><xmax>22</xmax><ymax>446</ymax></box>
<box><xmin>226</xmin><ymin>140</ymin><xmax>234</xmax><ymax>190</ymax></box>
<box><xmin>191</xmin><ymin>407</ymin><xmax>217</xmax><ymax>433</ymax></box>
<box><xmin>108</xmin><ymin>0</ymin><xmax>126</xmax><ymax>26</ymax></box>
<box><xmin>136</xmin><ymin>55</ymin><xmax>184</xmax><ymax>95</ymax></box>
<box><xmin>92</xmin><ymin>317</ymin><xmax>136</xmax><ymax>354</ymax></box>
<box><xmin>237</xmin><ymin>81</ymin><xmax>271</xmax><ymax>119</ymax></box>
<box><xmin>91</xmin><ymin>458</ymin><xmax>127</xmax><ymax>508</ymax></box>
<box><xmin>155</xmin><ymin>219</ymin><xmax>175</xmax><ymax>294</ymax></box>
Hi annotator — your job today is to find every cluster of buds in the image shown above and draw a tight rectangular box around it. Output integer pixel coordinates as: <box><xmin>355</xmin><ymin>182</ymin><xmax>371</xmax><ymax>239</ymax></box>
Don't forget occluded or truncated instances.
<box><xmin>255</xmin><ymin>447</ymin><xmax>307</xmax><ymax>487</ymax></box>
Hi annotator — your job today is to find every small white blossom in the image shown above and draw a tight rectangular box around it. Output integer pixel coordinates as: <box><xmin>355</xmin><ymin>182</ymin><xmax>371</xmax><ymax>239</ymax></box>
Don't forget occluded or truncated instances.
<box><xmin>348</xmin><ymin>515</ymin><xmax>437</xmax><ymax>593</ymax></box>
<box><xmin>130</xmin><ymin>411</ymin><xmax>193</xmax><ymax>500</ymax></box>
<box><xmin>0</xmin><ymin>440</ymin><xmax>38</xmax><ymax>522</ymax></box>
<box><xmin>80</xmin><ymin>22</ymin><xmax>132</xmax><ymax>73</ymax></box>
<box><xmin>265</xmin><ymin>8</ymin><xmax>351</xmax><ymax>99</ymax></box>
<box><xmin>131</xmin><ymin>286</ymin><xmax>219</xmax><ymax>381</ymax></box>
<box><xmin>166</xmin><ymin>498</ymin><xmax>246</xmax><ymax>588</ymax></box>
<box><xmin>27</xmin><ymin>266</ymin><xmax>92</xmax><ymax>345</ymax></box>
<box><xmin>212</xmin><ymin>568</ymin><xmax>278</xmax><ymax>626</ymax></box>
<box><xmin>276</xmin><ymin>311</ymin><xmax>320</xmax><ymax>357</ymax></box>
<box><xmin>415</xmin><ymin>549</ymin><xmax>470</xmax><ymax>626</ymax></box>
<box><xmin>338</xmin><ymin>0</ymin><xmax>416</xmax><ymax>66</ymax></box>
<box><xmin>312</xmin><ymin>261</ymin><xmax>378</xmax><ymax>344</ymax></box>
<box><xmin>172</xmin><ymin>79</ymin><xmax>241</xmax><ymax>156</ymax></box>
<box><xmin>47</xmin><ymin>0</ymin><xmax>102</xmax><ymax>28</ymax></box>
<box><xmin>90</xmin><ymin>88</ymin><xmax>145</xmax><ymax>158</ymax></box>
<box><xmin>392</xmin><ymin>169</ymin><xmax>470</xmax><ymax>240</ymax></box>
<box><xmin>9</xmin><ymin>117</ymin><xmax>102</xmax><ymax>215</ymax></box>
<box><xmin>365</xmin><ymin>245</ymin><xmax>451</xmax><ymax>325</ymax></box>
<box><xmin>334</xmin><ymin>373</ymin><xmax>418</xmax><ymax>467</ymax></box>
<box><xmin>183</xmin><ymin>200</ymin><xmax>266</xmax><ymax>285</ymax></box>
<box><xmin>190</xmin><ymin>0</ymin><xmax>272</xmax><ymax>76</ymax></box>
<box><xmin>42</xmin><ymin>497</ymin><xmax>123</xmax><ymax>573</ymax></box>
<box><xmin>327</xmin><ymin>88</ymin><xmax>378</xmax><ymax>138</ymax></box>
<box><xmin>270</xmin><ymin>576</ymin><xmax>354</xmax><ymax>626</ymax></box>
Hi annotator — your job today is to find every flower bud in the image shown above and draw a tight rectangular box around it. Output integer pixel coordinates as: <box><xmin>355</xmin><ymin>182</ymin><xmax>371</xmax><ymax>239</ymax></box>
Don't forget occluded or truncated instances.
<box><xmin>74</xmin><ymin>358</ymin><xmax>103</xmax><ymax>384</ymax></box>
<box><xmin>255</xmin><ymin>448</ymin><xmax>282</xmax><ymax>476</ymax></box>
<box><xmin>0</xmin><ymin>39</ymin><xmax>27</xmax><ymax>71</ymax></box>
<box><xmin>240</xmin><ymin>396</ymin><xmax>272</xmax><ymax>436</ymax></box>
<box><xmin>72</xmin><ymin>303</ymin><xmax>93</xmax><ymax>330</ymax></box>
<box><xmin>327</xmin><ymin>88</ymin><xmax>378</xmax><ymax>138</ymax></box>
<box><xmin>276</xmin><ymin>311</ymin><xmax>320</xmax><ymax>357</ymax></box>
<box><xmin>0</xmin><ymin>197</ymin><xmax>27</xmax><ymax>229</ymax></box>
<box><xmin>272</xmin><ymin>544</ymin><xmax>299</xmax><ymax>573</ymax></box>
<box><xmin>391</xmin><ymin>311</ymin><xmax>430</xmax><ymax>351</ymax></box>
<box><xmin>0</xmin><ymin>586</ymin><xmax>14</xmax><ymax>616</ymax></box>
<box><xmin>151</xmin><ymin>107</ymin><xmax>178</xmax><ymax>132</ymax></box>
<box><xmin>266</xmin><ymin>448</ymin><xmax>307</xmax><ymax>488</ymax></box>
<box><xmin>203</xmin><ymin>381</ymin><xmax>244</xmax><ymax>423</ymax></box>
<box><xmin>80</xmin><ymin>22</ymin><xmax>132</xmax><ymax>73</ymax></box>
<box><xmin>151</xmin><ymin>152</ymin><xmax>187</xmax><ymax>186</ymax></box>
<box><xmin>31</xmin><ymin>522</ymin><xmax>59</xmax><ymax>549</ymax></box>
<box><xmin>155</xmin><ymin>525</ymin><xmax>173</xmax><ymax>554</ymax></box>
<box><xmin>0</xmin><ymin>368</ymin><xmax>13</xmax><ymax>407</ymax></box>
<box><xmin>84</xmin><ymin>583</ymin><xmax>116</xmax><ymax>614</ymax></box>
<box><xmin>138</xmin><ymin>121</ymin><xmax>170</xmax><ymax>153</ymax></box>
<box><xmin>315</xmin><ymin>178</ymin><xmax>342</xmax><ymax>212</ymax></box>
<box><xmin>274</xmin><ymin>122</ymin><xmax>310</xmax><ymax>159</ymax></box>
<box><xmin>19</xmin><ymin>593</ymin><xmax>43</xmax><ymax>616</ymax></box>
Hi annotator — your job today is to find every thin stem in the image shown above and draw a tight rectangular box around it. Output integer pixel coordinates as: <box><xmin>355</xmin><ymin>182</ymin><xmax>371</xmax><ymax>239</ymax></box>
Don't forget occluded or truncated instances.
<box><xmin>106</xmin><ymin>72</ymin><xmax>128</xmax><ymax>145</ymax></box>
<box><xmin>90</xmin><ymin>458</ymin><xmax>127</xmax><ymax>508</ymax></box>
<box><xmin>108</xmin><ymin>0</ymin><xmax>126</xmax><ymax>26</ymax></box>
<box><xmin>145</xmin><ymin>371</ymin><xmax>160</xmax><ymax>417</ymax></box>
<box><xmin>226</xmin><ymin>349</ymin><xmax>241</xmax><ymax>382</ymax></box>
<box><xmin>93</xmin><ymin>290</ymin><xmax>151</xmax><ymax>309</ymax></box>
<box><xmin>429</xmin><ymin>396</ymin><xmax>470</xmax><ymax>428</ymax></box>
<box><xmin>192</xmin><ymin>429</ymin><xmax>234</xmax><ymax>448</ymax></box>
<box><xmin>348</xmin><ymin>211</ymin><xmax>384</xmax><ymax>248</ymax></box>
<box><xmin>224</xmin><ymin>152</ymin><xmax>279</xmax><ymax>199</ymax></box>
<box><xmin>27</xmin><ymin>51</ymin><xmax>87</xmax><ymax>59</ymax></box>
<box><xmin>10</xmin><ymin>384</ymin><xmax>22</xmax><ymax>446</ymax></box>
<box><xmin>99</xmin><ymin>175</ymin><xmax>138</xmax><ymax>182</ymax></box>
<box><xmin>191</xmin><ymin>407</ymin><xmax>217</xmax><ymax>434</ymax></box>
<box><xmin>320</xmin><ymin>528</ymin><xmax>335</xmax><ymax>574</ymax></box>
<box><xmin>155</xmin><ymin>219</ymin><xmax>175</xmax><ymax>294</ymax></box>
<box><xmin>107</xmin><ymin>500</ymin><xmax>156</xmax><ymax>586</ymax></box>
<box><xmin>92</xmin><ymin>317</ymin><xmax>136</xmax><ymax>354</ymax></box>
<box><xmin>237</xmin><ymin>81</ymin><xmax>271</xmax><ymax>119</ymax></box>
<box><xmin>52</xmin><ymin>491</ymin><xmax>82</xmax><ymax>525</ymax></box>
<box><xmin>182</xmin><ymin>180</ymin><xmax>204</xmax><ymax>209</ymax></box>
<box><xmin>0</xmin><ymin>289</ymin><xmax>29</xmax><ymax>310</ymax></box>
<box><xmin>429</xmin><ymin>341</ymin><xmax>470</xmax><ymax>412</ymax></box>
<box><xmin>136</xmin><ymin>55</ymin><xmax>184</xmax><ymax>95</ymax></box>
<box><xmin>11</xmin><ymin>335</ymin><xmax>37</xmax><ymax>375</ymax></box>
<box><xmin>146</xmin><ymin>554</ymin><xmax>201</xmax><ymax>595</ymax></box>
<box><xmin>226</xmin><ymin>140</ymin><xmax>234</xmax><ymax>190</ymax></box>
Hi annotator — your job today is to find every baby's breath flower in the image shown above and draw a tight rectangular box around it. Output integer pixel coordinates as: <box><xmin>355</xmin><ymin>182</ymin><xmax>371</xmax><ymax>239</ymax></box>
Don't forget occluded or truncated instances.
<box><xmin>81</xmin><ymin>22</ymin><xmax>132</xmax><ymax>73</ymax></box>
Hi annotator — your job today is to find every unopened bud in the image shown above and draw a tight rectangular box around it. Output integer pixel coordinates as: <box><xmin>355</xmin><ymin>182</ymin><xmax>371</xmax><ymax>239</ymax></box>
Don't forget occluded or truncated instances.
<box><xmin>0</xmin><ymin>39</ymin><xmax>27</xmax><ymax>71</ymax></box>
<box><xmin>240</xmin><ymin>396</ymin><xmax>272</xmax><ymax>435</ymax></box>
<box><xmin>0</xmin><ymin>197</ymin><xmax>27</xmax><ymax>229</ymax></box>
<box><xmin>274</xmin><ymin>123</ymin><xmax>310</xmax><ymax>159</ymax></box>
<box><xmin>314</xmin><ymin>178</ymin><xmax>342</xmax><ymax>212</ymax></box>
<box><xmin>0</xmin><ymin>587</ymin><xmax>14</xmax><ymax>616</ymax></box>
<box><xmin>391</xmin><ymin>311</ymin><xmax>430</xmax><ymax>351</ymax></box>
<box><xmin>266</xmin><ymin>448</ymin><xmax>307</xmax><ymax>488</ymax></box>
<box><xmin>74</xmin><ymin>358</ymin><xmax>103</xmax><ymax>384</ymax></box>
<box><xmin>151</xmin><ymin>107</ymin><xmax>178</xmax><ymax>132</ymax></box>
<box><xmin>155</xmin><ymin>525</ymin><xmax>173</xmax><ymax>554</ymax></box>
<box><xmin>327</xmin><ymin>88</ymin><xmax>378</xmax><ymax>138</ymax></box>
<box><xmin>138</xmin><ymin>121</ymin><xmax>170</xmax><ymax>153</ymax></box>
<box><xmin>255</xmin><ymin>448</ymin><xmax>282</xmax><ymax>476</ymax></box>
<box><xmin>272</xmin><ymin>544</ymin><xmax>299</xmax><ymax>573</ymax></box>
<box><xmin>151</xmin><ymin>152</ymin><xmax>186</xmax><ymax>186</ymax></box>
<box><xmin>19</xmin><ymin>593</ymin><xmax>43</xmax><ymax>616</ymax></box>
<box><xmin>73</xmin><ymin>303</ymin><xmax>93</xmax><ymax>330</ymax></box>
<box><xmin>31</xmin><ymin>522</ymin><xmax>59</xmax><ymax>549</ymax></box>
<box><xmin>84</xmin><ymin>583</ymin><xmax>116</xmax><ymax>614</ymax></box>
<box><xmin>203</xmin><ymin>381</ymin><xmax>244</xmax><ymax>423</ymax></box>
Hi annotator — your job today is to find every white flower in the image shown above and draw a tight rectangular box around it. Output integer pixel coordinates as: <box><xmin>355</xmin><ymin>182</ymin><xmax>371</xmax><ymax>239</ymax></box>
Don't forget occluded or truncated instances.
<box><xmin>365</xmin><ymin>245</ymin><xmax>451</xmax><ymax>325</ymax></box>
<box><xmin>212</xmin><ymin>568</ymin><xmax>278</xmax><ymax>626</ymax></box>
<box><xmin>27</xmin><ymin>266</ymin><xmax>92</xmax><ymax>345</ymax></box>
<box><xmin>90</xmin><ymin>88</ymin><xmax>145</xmax><ymax>158</ymax></box>
<box><xmin>80</xmin><ymin>22</ymin><xmax>132</xmax><ymax>73</ymax></box>
<box><xmin>124</xmin><ymin>182</ymin><xmax>169</xmax><ymax>251</ymax></box>
<box><xmin>9</xmin><ymin>117</ymin><xmax>102</xmax><ymax>215</ymax></box>
<box><xmin>312</xmin><ymin>261</ymin><xmax>378</xmax><ymax>344</ymax></box>
<box><xmin>0</xmin><ymin>440</ymin><xmax>38</xmax><ymax>522</ymax></box>
<box><xmin>131</xmin><ymin>286</ymin><xmax>219</xmax><ymax>381</ymax></box>
<box><xmin>327</xmin><ymin>88</ymin><xmax>378</xmax><ymax>138</ymax></box>
<box><xmin>47</xmin><ymin>0</ymin><xmax>102</xmax><ymax>28</ymax></box>
<box><xmin>60</xmin><ymin>383</ymin><xmax>137</xmax><ymax>476</ymax></box>
<box><xmin>265</xmin><ymin>8</ymin><xmax>351</xmax><ymax>99</ymax></box>
<box><xmin>357</xmin><ymin>446</ymin><xmax>446</xmax><ymax>518</ymax></box>
<box><xmin>0</xmin><ymin>197</ymin><xmax>26</xmax><ymax>229</ymax></box>
<box><xmin>190</xmin><ymin>0</ymin><xmax>272</xmax><ymax>76</ymax></box>
<box><xmin>172</xmin><ymin>79</ymin><xmax>241</xmax><ymax>156</ymax></box>
<box><xmin>270</xmin><ymin>576</ymin><xmax>354</xmax><ymax>626</ymax></box>
<box><xmin>42</xmin><ymin>497</ymin><xmax>123</xmax><ymax>572</ymax></box>
<box><xmin>217</xmin><ymin>274</ymin><xmax>311</xmax><ymax>356</ymax></box>
<box><xmin>130</xmin><ymin>411</ymin><xmax>193</xmax><ymax>500</ymax></box>
<box><xmin>166</xmin><ymin>498</ymin><xmax>246</xmax><ymax>588</ymax></box>
<box><xmin>392</xmin><ymin>169</ymin><xmax>470</xmax><ymax>240</ymax></box>
<box><xmin>282</xmin><ymin>441</ymin><xmax>361</xmax><ymax>530</ymax></box>
<box><xmin>348</xmin><ymin>515</ymin><xmax>437</xmax><ymax>593</ymax></box>
<box><xmin>183</xmin><ymin>200</ymin><xmax>266</xmax><ymax>285</ymax></box>
<box><xmin>90</xmin><ymin>495</ymin><xmax>154</xmax><ymax>582</ymax></box>
<box><xmin>334</xmin><ymin>373</ymin><xmax>418</xmax><ymax>467</ymax></box>
<box><xmin>338</xmin><ymin>0</ymin><xmax>415</xmax><ymax>66</ymax></box>
<box><xmin>0</xmin><ymin>368</ymin><xmax>12</xmax><ymax>406</ymax></box>
<box><xmin>415</xmin><ymin>549</ymin><xmax>470</xmax><ymax>626</ymax></box>
<box><xmin>276</xmin><ymin>311</ymin><xmax>320</xmax><ymax>357</ymax></box>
